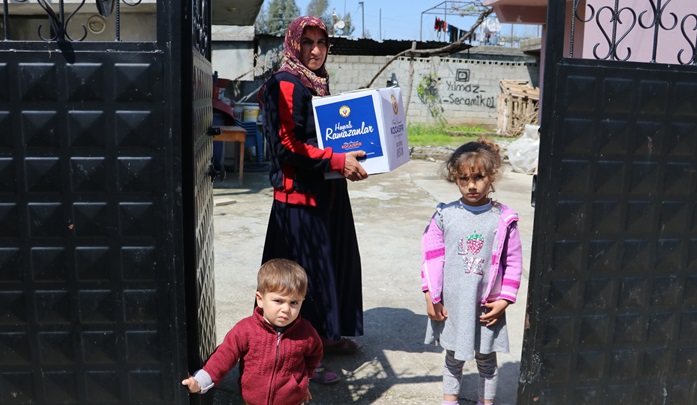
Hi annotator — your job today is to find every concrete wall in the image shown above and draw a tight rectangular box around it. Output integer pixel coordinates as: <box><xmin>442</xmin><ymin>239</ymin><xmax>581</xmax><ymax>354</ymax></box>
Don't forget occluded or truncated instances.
<box><xmin>327</xmin><ymin>54</ymin><xmax>539</xmax><ymax>128</ymax></box>
<box><xmin>212</xmin><ymin>26</ymin><xmax>257</xmax><ymax>82</ymax></box>
<box><xmin>215</xmin><ymin>33</ymin><xmax>540</xmax><ymax>128</ymax></box>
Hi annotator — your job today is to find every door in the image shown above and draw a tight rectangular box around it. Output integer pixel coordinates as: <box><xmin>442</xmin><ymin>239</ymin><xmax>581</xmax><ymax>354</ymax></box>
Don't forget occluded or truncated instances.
<box><xmin>519</xmin><ymin>1</ymin><xmax>697</xmax><ymax>403</ymax></box>
<box><xmin>0</xmin><ymin>1</ymin><xmax>216</xmax><ymax>403</ymax></box>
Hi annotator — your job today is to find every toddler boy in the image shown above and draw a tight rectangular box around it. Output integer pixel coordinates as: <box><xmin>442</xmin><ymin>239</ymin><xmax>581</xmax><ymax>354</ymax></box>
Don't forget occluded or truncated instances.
<box><xmin>182</xmin><ymin>259</ymin><xmax>322</xmax><ymax>405</ymax></box>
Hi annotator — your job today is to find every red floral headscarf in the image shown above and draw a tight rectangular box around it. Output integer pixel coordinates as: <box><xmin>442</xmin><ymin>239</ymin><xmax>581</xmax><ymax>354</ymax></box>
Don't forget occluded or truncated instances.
<box><xmin>276</xmin><ymin>16</ymin><xmax>330</xmax><ymax>96</ymax></box>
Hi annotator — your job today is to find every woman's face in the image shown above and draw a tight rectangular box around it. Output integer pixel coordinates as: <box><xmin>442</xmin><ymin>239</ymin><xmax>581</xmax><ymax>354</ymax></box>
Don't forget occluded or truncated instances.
<box><xmin>300</xmin><ymin>26</ymin><xmax>328</xmax><ymax>71</ymax></box>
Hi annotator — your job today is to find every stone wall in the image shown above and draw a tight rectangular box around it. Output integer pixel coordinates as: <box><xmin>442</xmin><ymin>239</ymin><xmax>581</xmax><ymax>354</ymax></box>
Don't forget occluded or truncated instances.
<box><xmin>327</xmin><ymin>55</ymin><xmax>539</xmax><ymax>128</ymax></box>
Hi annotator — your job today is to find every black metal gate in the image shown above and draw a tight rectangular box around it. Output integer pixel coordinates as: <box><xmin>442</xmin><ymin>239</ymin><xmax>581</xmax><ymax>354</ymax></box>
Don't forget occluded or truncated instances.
<box><xmin>519</xmin><ymin>2</ymin><xmax>697</xmax><ymax>404</ymax></box>
<box><xmin>0</xmin><ymin>1</ymin><xmax>216</xmax><ymax>404</ymax></box>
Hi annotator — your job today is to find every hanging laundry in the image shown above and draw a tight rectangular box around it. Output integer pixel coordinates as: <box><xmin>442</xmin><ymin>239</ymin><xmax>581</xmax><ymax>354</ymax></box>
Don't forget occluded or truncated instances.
<box><xmin>434</xmin><ymin>17</ymin><xmax>446</xmax><ymax>32</ymax></box>
<box><xmin>448</xmin><ymin>24</ymin><xmax>459</xmax><ymax>42</ymax></box>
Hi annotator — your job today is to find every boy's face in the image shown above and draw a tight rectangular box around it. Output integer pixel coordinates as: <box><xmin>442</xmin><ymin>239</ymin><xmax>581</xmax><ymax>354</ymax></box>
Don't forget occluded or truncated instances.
<box><xmin>255</xmin><ymin>291</ymin><xmax>303</xmax><ymax>328</ymax></box>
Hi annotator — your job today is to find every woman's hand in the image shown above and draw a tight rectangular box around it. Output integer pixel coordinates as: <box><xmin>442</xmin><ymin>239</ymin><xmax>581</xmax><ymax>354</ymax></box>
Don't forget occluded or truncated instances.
<box><xmin>181</xmin><ymin>376</ymin><xmax>201</xmax><ymax>393</ymax></box>
<box><xmin>343</xmin><ymin>151</ymin><xmax>369</xmax><ymax>182</ymax></box>
<box><xmin>480</xmin><ymin>300</ymin><xmax>510</xmax><ymax>326</ymax></box>
<box><xmin>424</xmin><ymin>291</ymin><xmax>448</xmax><ymax>321</ymax></box>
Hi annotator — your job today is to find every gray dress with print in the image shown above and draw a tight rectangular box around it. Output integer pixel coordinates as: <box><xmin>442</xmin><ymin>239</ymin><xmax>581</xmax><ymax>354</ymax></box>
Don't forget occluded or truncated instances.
<box><xmin>424</xmin><ymin>200</ymin><xmax>509</xmax><ymax>361</ymax></box>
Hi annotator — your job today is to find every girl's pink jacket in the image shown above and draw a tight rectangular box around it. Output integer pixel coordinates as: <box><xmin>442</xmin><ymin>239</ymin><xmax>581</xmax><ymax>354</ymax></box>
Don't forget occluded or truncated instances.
<box><xmin>421</xmin><ymin>201</ymin><xmax>523</xmax><ymax>305</ymax></box>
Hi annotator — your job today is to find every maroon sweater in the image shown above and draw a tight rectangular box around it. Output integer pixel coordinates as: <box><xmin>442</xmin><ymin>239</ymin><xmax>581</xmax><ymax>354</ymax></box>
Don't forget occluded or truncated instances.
<box><xmin>202</xmin><ymin>306</ymin><xmax>322</xmax><ymax>405</ymax></box>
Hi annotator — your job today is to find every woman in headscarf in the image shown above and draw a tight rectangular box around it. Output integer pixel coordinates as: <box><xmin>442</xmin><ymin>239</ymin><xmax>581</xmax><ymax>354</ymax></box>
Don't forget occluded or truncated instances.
<box><xmin>258</xmin><ymin>16</ymin><xmax>368</xmax><ymax>385</ymax></box>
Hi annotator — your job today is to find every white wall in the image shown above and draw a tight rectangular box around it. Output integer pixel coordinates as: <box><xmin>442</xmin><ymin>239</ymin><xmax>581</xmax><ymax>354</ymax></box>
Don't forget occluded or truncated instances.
<box><xmin>212</xmin><ymin>26</ymin><xmax>256</xmax><ymax>81</ymax></box>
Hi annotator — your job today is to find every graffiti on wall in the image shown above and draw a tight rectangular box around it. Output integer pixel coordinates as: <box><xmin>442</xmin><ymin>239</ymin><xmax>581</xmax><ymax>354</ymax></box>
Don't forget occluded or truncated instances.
<box><xmin>442</xmin><ymin>69</ymin><xmax>496</xmax><ymax>108</ymax></box>
<box><xmin>416</xmin><ymin>73</ymin><xmax>446</xmax><ymax>124</ymax></box>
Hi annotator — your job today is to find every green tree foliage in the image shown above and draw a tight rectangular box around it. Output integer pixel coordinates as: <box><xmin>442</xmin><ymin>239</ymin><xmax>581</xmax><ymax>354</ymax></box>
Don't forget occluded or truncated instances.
<box><xmin>256</xmin><ymin>0</ymin><xmax>300</xmax><ymax>36</ymax></box>
<box><xmin>338</xmin><ymin>12</ymin><xmax>355</xmax><ymax>37</ymax></box>
<box><xmin>306</xmin><ymin>0</ymin><xmax>329</xmax><ymax>20</ymax></box>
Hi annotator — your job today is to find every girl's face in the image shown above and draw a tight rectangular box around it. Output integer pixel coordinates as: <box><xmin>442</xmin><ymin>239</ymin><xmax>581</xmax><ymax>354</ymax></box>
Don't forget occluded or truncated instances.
<box><xmin>456</xmin><ymin>165</ymin><xmax>492</xmax><ymax>206</ymax></box>
<box><xmin>300</xmin><ymin>27</ymin><xmax>328</xmax><ymax>71</ymax></box>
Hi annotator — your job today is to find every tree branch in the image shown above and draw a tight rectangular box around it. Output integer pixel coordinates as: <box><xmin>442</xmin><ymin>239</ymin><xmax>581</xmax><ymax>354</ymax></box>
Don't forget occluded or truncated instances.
<box><xmin>362</xmin><ymin>8</ymin><xmax>494</xmax><ymax>89</ymax></box>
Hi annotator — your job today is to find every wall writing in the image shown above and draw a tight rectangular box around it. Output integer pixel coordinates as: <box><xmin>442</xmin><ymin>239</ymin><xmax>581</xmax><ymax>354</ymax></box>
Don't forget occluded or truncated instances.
<box><xmin>442</xmin><ymin>68</ymin><xmax>496</xmax><ymax>109</ymax></box>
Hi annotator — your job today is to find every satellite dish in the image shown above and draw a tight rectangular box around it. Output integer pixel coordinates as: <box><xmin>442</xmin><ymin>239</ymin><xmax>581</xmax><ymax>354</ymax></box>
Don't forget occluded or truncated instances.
<box><xmin>334</xmin><ymin>20</ymin><xmax>345</xmax><ymax>30</ymax></box>
<box><xmin>486</xmin><ymin>17</ymin><xmax>501</xmax><ymax>33</ymax></box>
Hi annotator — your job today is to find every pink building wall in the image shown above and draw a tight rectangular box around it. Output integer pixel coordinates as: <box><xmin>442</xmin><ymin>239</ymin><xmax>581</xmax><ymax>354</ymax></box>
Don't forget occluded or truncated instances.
<box><xmin>485</xmin><ymin>0</ymin><xmax>696</xmax><ymax>121</ymax></box>
<box><xmin>486</xmin><ymin>0</ymin><xmax>696</xmax><ymax>65</ymax></box>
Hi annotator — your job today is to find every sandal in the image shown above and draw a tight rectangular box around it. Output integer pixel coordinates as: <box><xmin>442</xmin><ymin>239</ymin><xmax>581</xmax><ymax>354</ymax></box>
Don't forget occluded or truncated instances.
<box><xmin>310</xmin><ymin>364</ymin><xmax>341</xmax><ymax>385</ymax></box>
<box><xmin>322</xmin><ymin>337</ymin><xmax>362</xmax><ymax>355</ymax></box>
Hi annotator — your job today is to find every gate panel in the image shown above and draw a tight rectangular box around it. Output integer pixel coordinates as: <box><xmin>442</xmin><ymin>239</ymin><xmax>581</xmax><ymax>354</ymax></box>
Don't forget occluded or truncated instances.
<box><xmin>0</xmin><ymin>1</ymin><xmax>215</xmax><ymax>404</ymax></box>
<box><xmin>519</xmin><ymin>2</ymin><xmax>697</xmax><ymax>404</ymax></box>
<box><xmin>184</xmin><ymin>49</ymin><xmax>217</xmax><ymax>373</ymax></box>
<box><xmin>0</xmin><ymin>51</ymin><xmax>185</xmax><ymax>405</ymax></box>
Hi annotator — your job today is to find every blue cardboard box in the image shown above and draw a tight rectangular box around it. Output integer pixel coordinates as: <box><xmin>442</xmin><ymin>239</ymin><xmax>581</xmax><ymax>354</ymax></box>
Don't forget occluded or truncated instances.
<box><xmin>312</xmin><ymin>87</ymin><xmax>409</xmax><ymax>175</ymax></box>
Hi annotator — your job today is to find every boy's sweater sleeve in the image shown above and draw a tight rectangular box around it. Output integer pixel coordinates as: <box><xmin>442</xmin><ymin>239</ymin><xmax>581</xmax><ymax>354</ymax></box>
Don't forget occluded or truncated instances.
<box><xmin>199</xmin><ymin>324</ymin><xmax>245</xmax><ymax>391</ymax></box>
<box><xmin>421</xmin><ymin>211</ymin><xmax>445</xmax><ymax>304</ymax></box>
<box><xmin>499</xmin><ymin>221</ymin><xmax>523</xmax><ymax>303</ymax></box>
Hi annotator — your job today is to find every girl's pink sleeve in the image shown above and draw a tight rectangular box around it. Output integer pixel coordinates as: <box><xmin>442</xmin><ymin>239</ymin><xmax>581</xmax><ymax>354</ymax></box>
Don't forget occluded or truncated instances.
<box><xmin>421</xmin><ymin>214</ymin><xmax>445</xmax><ymax>303</ymax></box>
<box><xmin>499</xmin><ymin>221</ymin><xmax>523</xmax><ymax>303</ymax></box>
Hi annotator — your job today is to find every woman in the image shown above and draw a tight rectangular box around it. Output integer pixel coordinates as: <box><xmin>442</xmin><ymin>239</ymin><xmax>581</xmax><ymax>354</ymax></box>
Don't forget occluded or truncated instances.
<box><xmin>259</xmin><ymin>16</ymin><xmax>368</xmax><ymax>384</ymax></box>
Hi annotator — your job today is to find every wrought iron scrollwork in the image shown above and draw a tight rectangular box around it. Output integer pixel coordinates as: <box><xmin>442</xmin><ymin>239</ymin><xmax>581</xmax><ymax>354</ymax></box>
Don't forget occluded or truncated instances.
<box><xmin>572</xmin><ymin>0</ymin><xmax>697</xmax><ymax>65</ymax></box>
<box><xmin>2</xmin><ymin>0</ymin><xmax>146</xmax><ymax>42</ymax></box>
<box><xmin>679</xmin><ymin>14</ymin><xmax>697</xmax><ymax>64</ymax></box>
<box><xmin>593</xmin><ymin>2</ymin><xmax>636</xmax><ymax>62</ymax></box>
<box><xmin>638</xmin><ymin>0</ymin><xmax>678</xmax><ymax>63</ymax></box>
<box><xmin>36</xmin><ymin>0</ymin><xmax>88</xmax><ymax>41</ymax></box>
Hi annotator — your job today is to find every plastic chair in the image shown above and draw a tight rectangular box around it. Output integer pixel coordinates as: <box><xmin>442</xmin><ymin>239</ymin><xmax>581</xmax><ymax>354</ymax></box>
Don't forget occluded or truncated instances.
<box><xmin>235</xmin><ymin>119</ymin><xmax>264</xmax><ymax>165</ymax></box>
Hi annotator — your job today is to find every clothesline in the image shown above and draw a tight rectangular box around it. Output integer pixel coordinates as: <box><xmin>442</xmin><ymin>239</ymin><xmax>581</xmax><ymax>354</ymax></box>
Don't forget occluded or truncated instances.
<box><xmin>434</xmin><ymin>17</ymin><xmax>471</xmax><ymax>43</ymax></box>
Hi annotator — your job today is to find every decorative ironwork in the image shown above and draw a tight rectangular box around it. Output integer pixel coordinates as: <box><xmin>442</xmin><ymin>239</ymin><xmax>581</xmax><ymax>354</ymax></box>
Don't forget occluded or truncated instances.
<box><xmin>37</xmin><ymin>0</ymin><xmax>88</xmax><ymax>41</ymax></box>
<box><xmin>679</xmin><ymin>13</ymin><xmax>697</xmax><ymax>64</ymax></box>
<box><xmin>638</xmin><ymin>0</ymin><xmax>678</xmax><ymax>63</ymax></box>
<box><xmin>2</xmin><ymin>0</ymin><xmax>145</xmax><ymax>42</ymax></box>
<box><xmin>570</xmin><ymin>0</ymin><xmax>697</xmax><ymax>65</ymax></box>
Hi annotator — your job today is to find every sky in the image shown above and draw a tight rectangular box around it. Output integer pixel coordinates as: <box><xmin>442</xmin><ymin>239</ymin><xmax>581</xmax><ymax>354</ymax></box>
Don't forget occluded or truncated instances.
<box><xmin>293</xmin><ymin>0</ymin><xmax>541</xmax><ymax>42</ymax></box>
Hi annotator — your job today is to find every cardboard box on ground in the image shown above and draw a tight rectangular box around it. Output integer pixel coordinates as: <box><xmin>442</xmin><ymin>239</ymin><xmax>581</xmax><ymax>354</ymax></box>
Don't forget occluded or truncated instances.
<box><xmin>312</xmin><ymin>87</ymin><xmax>410</xmax><ymax>178</ymax></box>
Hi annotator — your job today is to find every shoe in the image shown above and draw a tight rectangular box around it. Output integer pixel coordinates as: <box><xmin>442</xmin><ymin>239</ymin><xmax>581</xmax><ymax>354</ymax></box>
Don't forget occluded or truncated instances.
<box><xmin>322</xmin><ymin>337</ymin><xmax>362</xmax><ymax>355</ymax></box>
<box><xmin>310</xmin><ymin>364</ymin><xmax>341</xmax><ymax>385</ymax></box>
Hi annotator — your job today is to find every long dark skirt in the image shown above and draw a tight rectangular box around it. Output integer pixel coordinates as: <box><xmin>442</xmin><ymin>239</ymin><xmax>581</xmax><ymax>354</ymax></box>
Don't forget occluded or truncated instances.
<box><xmin>261</xmin><ymin>181</ymin><xmax>364</xmax><ymax>341</ymax></box>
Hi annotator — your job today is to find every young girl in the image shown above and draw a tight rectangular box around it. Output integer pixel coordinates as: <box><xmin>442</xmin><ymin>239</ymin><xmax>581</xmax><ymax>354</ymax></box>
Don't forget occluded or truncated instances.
<box><xmin>421</xmin><ymin>139</ymin><xmax>523</xmax><ymax>405</ymax></box>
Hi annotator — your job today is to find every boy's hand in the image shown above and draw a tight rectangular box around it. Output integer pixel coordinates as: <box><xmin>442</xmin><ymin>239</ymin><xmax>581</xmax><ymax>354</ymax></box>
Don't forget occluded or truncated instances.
<box><xmin>480</xmin><ymin>300</ymin><xmax>510</xmax><ymax>326</ymax></box>
<box><xmin>424</xmin><ymin>291</ymin><xmax>448</xmax><ymax>321</ymax></box>
<box><xmin>305</xmin><ymin>387</ymin><xmax>312</xmax><ymax>402</ymax></box>
<box><xmin>181</xmin><ymin>376</ymin><xmax>201</xmax><ymax>393</ymax></box>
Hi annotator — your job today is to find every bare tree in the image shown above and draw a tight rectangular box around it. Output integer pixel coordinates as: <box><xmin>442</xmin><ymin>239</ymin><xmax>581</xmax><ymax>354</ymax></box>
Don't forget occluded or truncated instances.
<box><xmin>363</xmin><ymin>7</ymin><xmax>494</xmax><ymax>88</ymax></box>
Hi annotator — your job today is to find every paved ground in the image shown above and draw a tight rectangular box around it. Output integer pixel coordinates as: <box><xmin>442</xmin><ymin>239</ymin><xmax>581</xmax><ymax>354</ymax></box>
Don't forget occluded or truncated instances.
<box><xmin>207</xmin><ymin>158</ymin><xmax>535</xmax><ymax>405</ymax></box>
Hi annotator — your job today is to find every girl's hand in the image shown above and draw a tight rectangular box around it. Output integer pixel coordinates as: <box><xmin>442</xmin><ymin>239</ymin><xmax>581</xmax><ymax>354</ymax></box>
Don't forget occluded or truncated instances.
<box><xmin>425</xmin><ymin>291</ymin><xmax>448</xmax><ymax>321</ymax></box>
<box><xmin>181</xmin><ymin>376</ymin><xmax>201</xmax><ymax>393</ymax></box>
<box><xmin>480</xmin><ymin>300</ymin><xmax>510</xmax><ymax>326</ymax></box>
<box><xmin>344</xmin><ymin>151</ymin><xmax>369</xmax><ymax>182</ymax></box>
<box><xmin>305</xmin><ymin>387</ymin><xmax>312</xmax><ymax>402</ymax></box>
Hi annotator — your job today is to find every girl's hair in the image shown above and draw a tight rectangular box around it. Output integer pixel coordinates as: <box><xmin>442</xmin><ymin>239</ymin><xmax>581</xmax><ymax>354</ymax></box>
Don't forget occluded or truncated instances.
<box><xmin>257</xmin><ymin>258</ymin><xmax>308</xmax><ymax>297</ymax></box>
<box><xmin>442</xmin><ymin>138</ymin><xmax>502</xmax><ymax>183</ymax></box>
